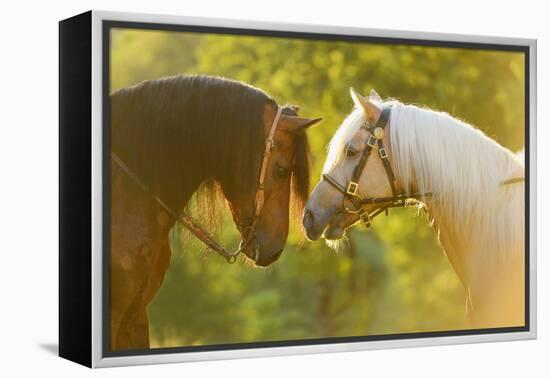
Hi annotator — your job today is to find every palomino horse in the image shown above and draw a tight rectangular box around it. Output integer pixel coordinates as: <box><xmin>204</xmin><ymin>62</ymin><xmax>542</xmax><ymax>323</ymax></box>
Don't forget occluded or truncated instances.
<box><xmin>303</xmin><ymin>88</ymin><xmax>524</xmax><ymax>329</ymax></box>
<box><xmin>110</xmin><ymin>75</ymin><xmax>321</xmax><ymax>350</ymax></box>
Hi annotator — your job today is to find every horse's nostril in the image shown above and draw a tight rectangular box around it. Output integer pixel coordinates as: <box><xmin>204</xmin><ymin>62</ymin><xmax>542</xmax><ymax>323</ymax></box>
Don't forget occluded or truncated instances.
<box><xmin>303</xmin><ymin>209</ymin><xmax>315</xmax><ymax>230</ymax></box>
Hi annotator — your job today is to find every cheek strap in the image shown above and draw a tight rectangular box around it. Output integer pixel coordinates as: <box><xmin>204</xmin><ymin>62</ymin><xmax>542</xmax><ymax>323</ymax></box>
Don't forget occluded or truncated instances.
<box><xmin>253</xmin><ymin>106</ymin><xmax>283</xmax><ymax>218</ymax></box>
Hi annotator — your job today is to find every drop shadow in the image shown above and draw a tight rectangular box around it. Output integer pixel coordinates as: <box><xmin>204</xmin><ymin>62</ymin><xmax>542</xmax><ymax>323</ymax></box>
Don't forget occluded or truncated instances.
<box><xmin>38</xmin><ymin>343</ymin><xmax>59</xmax><ymax>356</ymax></box>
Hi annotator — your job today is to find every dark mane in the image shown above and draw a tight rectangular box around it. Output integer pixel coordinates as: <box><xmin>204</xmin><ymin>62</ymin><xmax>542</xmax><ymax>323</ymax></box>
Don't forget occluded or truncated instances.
<box><xmin>282</xmin><ymin>107</ymin><xmax>311</xmax><ymax>223</ymax></box>
<box><xmin>111</xmin><ymin>74</ymin><xmax>310</xmax><ymax>226</ymax></box>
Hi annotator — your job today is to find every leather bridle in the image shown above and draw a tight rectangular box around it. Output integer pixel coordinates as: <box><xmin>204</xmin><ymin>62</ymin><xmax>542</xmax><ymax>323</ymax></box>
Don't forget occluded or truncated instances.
<box><xmin>322</xmin><ymin>106</ymin><xmax>432</xmax><ymax>227</ymax></box>
<box><xmin>237</xmin><ymin>106</ymin><xmax>283</xmax><ymax>258</ymax></box>
<box><xmin>111</xmin><ymin>106</ymin><xmax>283</xmax><ymax>263</ymax></box>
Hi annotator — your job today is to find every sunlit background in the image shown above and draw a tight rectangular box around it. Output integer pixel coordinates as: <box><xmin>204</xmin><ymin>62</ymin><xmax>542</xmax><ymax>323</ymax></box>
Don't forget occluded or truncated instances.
<box><xmin>110</xmin><ymin>28</ymin><xmax>525</xmax><ymax>348</ymax></box>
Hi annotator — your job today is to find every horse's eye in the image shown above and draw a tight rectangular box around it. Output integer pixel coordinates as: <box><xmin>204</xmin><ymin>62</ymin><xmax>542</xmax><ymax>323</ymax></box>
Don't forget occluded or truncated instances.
<box><xmin>275</xmin><ymin>164</ymin><xmax>290</xmax><ymax>178</ymax></box>
<box><xmin>346</xmin><ymin>147</ymin><xmax>358</xmax><ymax>158</ymax></box>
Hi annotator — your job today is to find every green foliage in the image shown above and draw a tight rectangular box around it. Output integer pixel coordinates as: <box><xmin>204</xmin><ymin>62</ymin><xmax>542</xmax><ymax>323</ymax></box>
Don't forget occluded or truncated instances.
<box><xmin>110</xmin><ymin>29</ymin><xmax>523</xmax><ymax>347</ymax></box>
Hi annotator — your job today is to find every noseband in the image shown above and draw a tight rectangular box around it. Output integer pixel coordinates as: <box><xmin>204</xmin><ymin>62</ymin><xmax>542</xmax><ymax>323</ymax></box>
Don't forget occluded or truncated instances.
<box><xmin>322</xmin><ymin>107</ymin><xmax>432</xmax><ymax>227</ymax></box>
<box><xmin>111</xmin><ymin>106</ymin><xmax>283</xmax><ymax>263</ymax></box>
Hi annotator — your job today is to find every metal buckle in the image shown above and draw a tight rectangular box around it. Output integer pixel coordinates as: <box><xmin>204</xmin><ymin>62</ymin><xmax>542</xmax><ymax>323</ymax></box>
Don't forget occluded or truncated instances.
<box><xmin>360</xmin><ymin>211</ymin><xmax>372</xmax><ymax>228</ymax></box>
<box><xmin>379</xmin><ymin>146</ymin><xmax>388</xmax><ymax>159</ymax></box>
<box><xmin>347</xmin><ymin>181</ymin><xmax>359</xmax><ymax>195</ymax></box>
<box><xmin>367</xmin><ymin>135</ymin><xmax>377</xmax><ymax>148</ymax></box>
<box><xmin>373</xmin><ymin>127</ymin><xmax>385</xmax><ymax>140</ymax></box>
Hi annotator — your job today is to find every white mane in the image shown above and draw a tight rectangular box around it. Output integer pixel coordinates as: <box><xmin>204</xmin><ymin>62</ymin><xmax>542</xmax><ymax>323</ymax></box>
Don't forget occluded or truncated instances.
<box><xmin>324</xmin><ymin>100</ymin><xmax>524</xmax><ymax>256</ymax></box>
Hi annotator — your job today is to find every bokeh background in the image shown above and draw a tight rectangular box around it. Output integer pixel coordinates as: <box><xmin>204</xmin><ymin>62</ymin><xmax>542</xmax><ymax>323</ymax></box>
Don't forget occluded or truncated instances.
<box><xmin>110</xmin><ymin>27</ymin><xmax>525</xmax><ymax>348</ymax></box>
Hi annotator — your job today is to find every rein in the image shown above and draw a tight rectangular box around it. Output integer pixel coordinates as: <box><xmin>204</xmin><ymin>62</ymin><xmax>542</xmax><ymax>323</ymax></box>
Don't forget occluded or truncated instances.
<box><xmin>501</xmin><ymin>177</ymin><xmax>525</xmax><ymax>185</ymax></box>
<box><xmin>322</xmin><ymin>107</ymin><xmax>432</xmax><ymax>227</ymax></box>
<box><xmin>111</xmin><ymin>106</ymin><xmax>283</xmax><ymax>264</ymax></box>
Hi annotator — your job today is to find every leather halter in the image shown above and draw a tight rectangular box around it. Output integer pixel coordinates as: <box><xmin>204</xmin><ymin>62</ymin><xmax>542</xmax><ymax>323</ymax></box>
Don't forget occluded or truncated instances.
<box><xmin>111</xmin><ymin>106</ymin><xmax>283</xmax><ymax>263</ymax></box>
<box><xmin>239</xmin><ymin>106</ymin><xmax>284</xmax><ymax>255</ymax></box>
<box><xmin>322</xmin><ymin>106</ymin><xmax>432</xmax><ymax>227</ymax></box>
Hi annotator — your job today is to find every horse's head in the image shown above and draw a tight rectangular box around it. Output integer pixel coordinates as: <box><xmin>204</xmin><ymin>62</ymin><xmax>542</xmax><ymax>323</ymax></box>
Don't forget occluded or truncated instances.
<box><xmin>224</xmin><ymin>103</ymin><xmax>321</xmax><ymax>266</ymax></box>
<box><xmin>304</xmin><ymin>88</ymin><xmax>395</xmax><ymax>241</ymax></box>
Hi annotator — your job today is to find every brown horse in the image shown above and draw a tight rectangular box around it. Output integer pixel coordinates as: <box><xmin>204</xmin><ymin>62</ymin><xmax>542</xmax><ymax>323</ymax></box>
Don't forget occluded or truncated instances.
<box><xmin>109</xmin><ymin>75</ymin><xmax>321</xmax><ymax>351</ymax></box>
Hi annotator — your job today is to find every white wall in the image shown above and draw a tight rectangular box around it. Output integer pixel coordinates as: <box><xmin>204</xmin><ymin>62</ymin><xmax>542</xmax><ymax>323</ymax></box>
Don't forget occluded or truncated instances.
<box><xmin>0</xmin><ymin>0</ymin><xmax>546</xmax><ymax>376</ymax></box>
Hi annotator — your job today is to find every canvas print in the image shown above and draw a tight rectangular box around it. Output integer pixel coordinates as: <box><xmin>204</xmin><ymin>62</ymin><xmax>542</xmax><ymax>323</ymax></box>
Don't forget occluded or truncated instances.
<box><xmin>107</xmin><ymin>25</ymin><xmax>526</xmax><ymax>353</ymax></box>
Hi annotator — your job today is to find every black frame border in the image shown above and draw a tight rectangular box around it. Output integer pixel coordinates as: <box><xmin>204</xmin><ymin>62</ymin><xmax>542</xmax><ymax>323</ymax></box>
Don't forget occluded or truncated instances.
<box><xmin>59</xmin><ymin>11</ymin><xmax>93</xmax><ymax>367</ymax></box>
<box><xmin>101</xmin><ymin>19</ymin><xmax>531</xmax><ymax>359</ymax></box>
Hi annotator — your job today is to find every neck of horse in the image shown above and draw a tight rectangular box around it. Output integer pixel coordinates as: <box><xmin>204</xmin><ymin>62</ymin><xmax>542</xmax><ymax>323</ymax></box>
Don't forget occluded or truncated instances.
<box><xmin>389</xmin><ymin>104</ymin><xmax>525</xmax><ymax>328</ymax></box>
<box><xmin>425</xmin><ymin>204</ymin><xmax>525</xmax><ymax>328</ymax></box>
<box><xmin>179</xmin><ymin>174</ymin><xmax>206</xmax><ymax>210</ymax></box>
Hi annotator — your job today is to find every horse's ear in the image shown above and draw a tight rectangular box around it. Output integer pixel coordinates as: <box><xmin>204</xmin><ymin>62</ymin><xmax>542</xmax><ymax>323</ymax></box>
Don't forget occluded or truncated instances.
<box><xmin>279</xmin><ymin>115</ymin><xmax>322</xmax><ymax>134</ymax></box>
<box><xmin>369</xmin><ymin>89</ymin><xmax>382</xmax><ymax>102</ymax></box>
<box><xmin>350</xmin><ymin>87</ymin><xmax>381</xmax><ymax>122</ymax></box>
